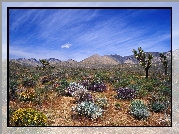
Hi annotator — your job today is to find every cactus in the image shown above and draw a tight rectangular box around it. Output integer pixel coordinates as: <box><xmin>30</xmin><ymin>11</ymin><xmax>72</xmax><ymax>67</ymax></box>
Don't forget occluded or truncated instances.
<box><xmin>159</xmin><ymin>53</ymin><xmax>168</xmax><ymax>75</ymax></box>
<box><xmin>39</xmin><ymin>59</ymin><xmax>49</xmax><ymax>70</ymax></box>
<box><xmin>133</xmin><ymin>47</ymin><xmax>153</xmax><ymax>78</ymax></box>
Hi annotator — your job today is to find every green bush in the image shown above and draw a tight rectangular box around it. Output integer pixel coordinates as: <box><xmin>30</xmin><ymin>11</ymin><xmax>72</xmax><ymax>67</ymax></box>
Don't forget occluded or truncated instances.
<box><xmin>9</xmin><ymin>80</ymin><xmax>19</xmax><ymax>91</ymax></box>
<box><xmin>9</xmin><ymin>80</ymin><xmax>19</xmax><ymax>100</ymax></box>
<box><xmin>119</xmin><ymin>78</ymin><xmax>130</xmax><ymax>88</ymax></box>
<box><xmin>149</xmin><ymin>101</ymin><xmax>167</xmax><ymax>113</ymax></box>
<box><xmin>11</xmin><ymin>108</ymin><xmax>47</xmax><ymax>126</ymax></box>
<box><xmin>127</xmin><ymin>84</ymin><xmax>140</xmax><ymax>92</ymax></box>
<box><xmin>159</xmin><ymin>88</ymin><xmax>171</xmax><ymax>97</ymax></box>
<box><xmin>129</xmin><ymin>100</ymin><xmax>150</xmax><ymax>120</ymax></box>
<box><xmin>143</xmin><ymin>84</ymin><xmax>154</xmax><ymax>92</ymax></box>
<box><xmin>137</xmin><ymin>89</ymin><xmax>148</xmax><ymax>98</ymax></box>
<box><xmin>72</xmin><ymin>101</ymin><xmax>104</xmax><ymax>120</ymax></box>
<box><xmin>56</xmin><ymin>79</ymin><xmax>69</xmax><ymax>96</ymax></box>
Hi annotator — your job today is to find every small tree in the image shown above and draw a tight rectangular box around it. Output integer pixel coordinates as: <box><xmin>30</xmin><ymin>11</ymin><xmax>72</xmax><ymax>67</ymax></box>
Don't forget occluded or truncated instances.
<box><xmin>159</xmin><ymin>53</ymin><xmax>168</xmax><ymax>75</ymax></box>
<box><xmin>133</xmin><ymin>47</ymin><xmax>153</xmax><ymax>78</ymax></box>
<box><xmin>39</xmin><ymin>59</ymin><xmax>49</xmax><ymax>70</ymax></box>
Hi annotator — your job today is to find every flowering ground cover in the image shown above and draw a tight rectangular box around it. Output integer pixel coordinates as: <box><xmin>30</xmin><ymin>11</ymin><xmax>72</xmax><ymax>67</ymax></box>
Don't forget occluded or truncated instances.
<box><xmin>8</xmin><ymin>61</ymin><xmax>171</xmax><ymax>126</ymax></box>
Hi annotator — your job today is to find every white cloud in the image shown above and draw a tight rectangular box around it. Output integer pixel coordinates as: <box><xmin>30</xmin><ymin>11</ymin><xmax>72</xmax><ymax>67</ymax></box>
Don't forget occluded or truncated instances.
<box><xmin>61</xmin><ymin>43</ymin><xmax>73</xmax><ymax>48</ymax></box>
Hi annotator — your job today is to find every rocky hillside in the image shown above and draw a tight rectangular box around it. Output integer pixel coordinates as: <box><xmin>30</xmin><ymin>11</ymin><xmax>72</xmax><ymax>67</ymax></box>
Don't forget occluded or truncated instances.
<box><xmin>10</xmin><ymin>58</ymin><xmax>41</xmax><ymax>67</ymax></box>
<box><xmin>10</xmin><ymin>58</ymin><xmax>63</xmax><ymax>67</ymax></box>
<box><xmin>9</xmin><ymin>51</ymin><xmax>171</xmax><ymax>67</ymax></box>
<box><xmin>79</xmin><ymin>54</ymin><xmax>119</xmax><ymax>66</ymax></box>
<box><xmin>107</xmin><ymin>51</ymin><xmax>171</xmax><ymax>64</ymax></box>
<box><xmin>106</xmin><ymin>54</ymin><xmax>138</xmax><ymax>64</ymax></box>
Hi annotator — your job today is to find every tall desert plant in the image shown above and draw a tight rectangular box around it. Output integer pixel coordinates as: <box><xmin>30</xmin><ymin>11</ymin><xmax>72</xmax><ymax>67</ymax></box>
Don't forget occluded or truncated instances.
<box><xmin>39</xmin><ymin>59</ymin><xmax>49</xmax><ymax>70</ymax></box>
<box><xmin>160</xmin><ymin>53</ymin><xmax>168</xmax><ymax>75</ymax></box>
<box><xmin>133</xmin><ymin>47</ymin><xmax>153</xmax><ymax>78</ymax></box>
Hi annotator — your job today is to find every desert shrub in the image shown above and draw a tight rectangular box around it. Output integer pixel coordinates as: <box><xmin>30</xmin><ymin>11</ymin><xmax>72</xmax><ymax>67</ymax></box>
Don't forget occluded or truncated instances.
<box><xmin>22</xmin><ymin>78</ymin><xmax>36</xmax><ymax>88</ymax></box>
<box><xmin>143</xmin><ymin>84</ymin><xmax>154</xmax><ymax>92</ymax></box>
<box><xmin>95</xmin><ymin>73</ymin><xmax>102</xmax><ymax>78</ymax></box>
<box><xmin>56</xmin><ymin>79</ymin><xmax>69</xmax><ymax>96</ymax></box>
<box><xmin>9</xmin><ymin>108</ymin><xmax>15</xmax><ymax>123</ymax></box>
<box><xmin>72</xmin><ymin>101</ymin><xmax>104</xmax><ymax>120</ymax></box>
<box><xmin>137</xmin><ymin>88</ymin><xmax>148</xmax><ymax>99</ymax></box>
<box><xmin>150</xmin><ymin>92</ymin><xmax>170</xmax><ymax>103</ymax></box>
<box><xmin>109</xmin><ymin>76</ymin><xmax>120</xmax><ymax>84</ymax></box>
<box><xmin>112</xmin><ymin>77</ymin><xmax>131</xmax><ymax>89</ymax></box>
<box><xmin>72</xmin><ymin>89</ymin><xmax>93</xmax><ymax>103</ymax></box>
<box><xmin>95</xmin><ymin>97</ymin><xmax>108</xmax><ymax>109</ymax></box>
<box><xmin>56</xmin><ymin>86</ymin><xmax>66</xmax><ymax>96</ymax></box>
<box><xmin>81</xmin><ymin>80</ymin><xmax>90</xmax><ymax>88</ymax></box>
<box><xmin>129</xmin><ymin>100</ymin><xmax>150</xmax><ymax>120</ymax></box>
<box><xmin>149</xmin><ymin>101</ymin><xmax>168</xmax><ymax>113</ymax></box>
<box><xmin>9</xmin><ymin>80</ymin><xmax>19</xmax><ymax>91</ymax></box>
<box><xmin>41</xmin><ymin>76</ymin><xmax>51</xmax><ymax>84</ymax></box>
<box><xmin>34</xmin><ymin>87</ymin><xmax>47</xmax><ymax>105</ymax></box>
<box><xmin>119</xmin><ymin>78</ymin><xmax>130</xmax><ymax>87</ymax></box>
<box><xmin>60</xmin><ymin>79</ymin><xmax>69</xmax><ymax>87</ymax></box>
<box><xmin>11</xmin><ymin>108</ymin><xmax>47</xmax><ymax>126</ymax></box>
<box><xmin>150</xmin><ymin>77</ymin><xmax>161</xmax><ymax>87</ymax></box>
<box><xmin>116</xmin><ymin>88</ymin><xmax>136</xmax><ymax>100</ymax></box>
<box><xmin>100</xmin><ymin>74</ymin><xmax>110</xmax><ymax>83</ymax></box>
<box><xmin>87</xmin><ymin>80</ymin><xmax>107</xmax><ymax>92</ymax></box>
<box><xmin>9</xmin><ymin>80</ymin><xmax>19</xmax><ymax>100</ymax></box>
<box><xmin>32</xmin><ymin>74</ymin><xmax>40</xmax><ymax>81</ymax></box>
<box><xmin>127</xmin><ymin>84</ymin><xmax>140</xmax><ymax>90</ymax></box>
<box><xmin>80</xmin><ymin>79</ymin><xmax>107</xmax><ymax>92</ymax></box>
<box><xmin>66</xmin><ymin>82</ymin><xmax>87</xmax><ymax>97</ymax></box>
<box><xmin>159</xmin><ymin>88</ymin><xmax>171</xmax><ymax>97</ymax></box>
<box><xmin>19</xmin><ymin>89</ymin><xmax>36</xmax><ymax>102</ymax></box>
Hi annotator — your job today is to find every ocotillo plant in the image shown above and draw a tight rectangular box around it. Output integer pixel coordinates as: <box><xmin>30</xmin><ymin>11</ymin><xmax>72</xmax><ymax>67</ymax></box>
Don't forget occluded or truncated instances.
<box><xmin>133</xmin><ymin>47</ymin><xmax>153</xmax><ymax>78</ymax></box>
<box><xmin>159</xmin><ymin>53</ymin><xmax>168</xmax><ymax>75</ymax></box>
<box><xmin>39</xmin><ymin>59</ymin><xmax>49</xmax><ymax>70</ymax></box>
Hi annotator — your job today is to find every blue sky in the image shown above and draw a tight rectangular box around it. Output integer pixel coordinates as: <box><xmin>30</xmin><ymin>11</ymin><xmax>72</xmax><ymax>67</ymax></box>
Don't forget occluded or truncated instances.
<box><xmin>9</xmin><ymin>8</ymin><xmax>171</xmax><ymax>61</ymax></box>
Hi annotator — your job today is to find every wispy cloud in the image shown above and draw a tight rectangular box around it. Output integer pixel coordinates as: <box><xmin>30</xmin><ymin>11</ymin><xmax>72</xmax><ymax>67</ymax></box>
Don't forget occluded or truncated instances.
<box><xmin>7</xmin><ymin>7</ymin><xmax>171</xmax><ymax>61</ymax></box>
<box><xmin>61</xmin><ymin>43</ymin><xmax>73</xmax><ymax>49</ymax></box>
<box><xmin>2</xmin><ymin>2</ymin><xmax>179</xmax><ymax>60</ymax></box>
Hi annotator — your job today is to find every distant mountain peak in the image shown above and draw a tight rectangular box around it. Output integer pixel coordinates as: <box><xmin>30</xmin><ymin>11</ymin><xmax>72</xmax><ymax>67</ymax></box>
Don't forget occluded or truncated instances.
<box><xmin>79</xmin><ymin>54</ymin><xmax>119</xmax><ymax>66</ymax></box>
<box><xmin>9</xmin><ymin>51</ymin><xmax>171</xmax><ymax>67</ymax></box>
<box><xmin>89</xmin><ymin>54</ymin><xmax>101</xmax><ymax>57</ymax></box>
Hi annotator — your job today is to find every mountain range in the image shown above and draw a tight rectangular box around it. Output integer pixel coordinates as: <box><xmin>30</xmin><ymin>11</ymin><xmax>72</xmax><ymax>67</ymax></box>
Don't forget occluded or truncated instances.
<box><xmin>9</xmin><ymin>51</ymin><xmax>171</xmax><ymax>67</ymax></box>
